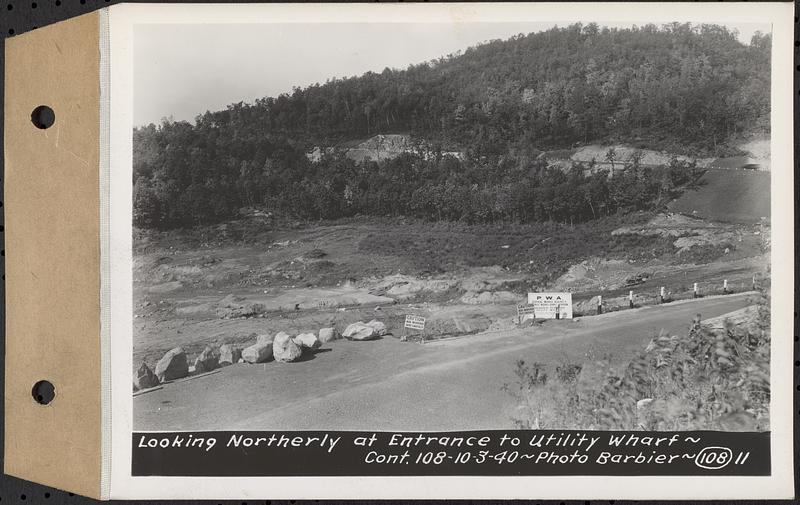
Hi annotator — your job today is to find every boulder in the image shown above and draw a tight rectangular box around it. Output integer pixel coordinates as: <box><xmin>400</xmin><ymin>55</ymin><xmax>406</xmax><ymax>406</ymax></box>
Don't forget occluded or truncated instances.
<box><xmin>242</xmin><ymin>336</ymin><xmax>274</xmax><ymax>363</ymax></box>
<box><xmin>154</xmin><ymin>347</ymin><xmax>189</xmax><ymax>382</ymax></box>
<box><xmin>318</xmin><ymin>327</ymin><xmax>339</xmax><ymax>343</ymax></box>
<box><xmin>134</xmin><ymin>361</ymin><xmax>159</xmax><ymax>390</ymax></box>
<box><xmin>342</xmin><ymin>322</ymin><xmax>378</xmax><ymax>341</ymax></box>
<box><xmin>365</xmin><ymin>319</ymin><xmax>388</xmax><ymax>336</ymax></box>
<box><xmin>273</xmin><ymin>332</ymin><xmax>302</xmax><ymax>362</ymax></box>
<box><xmin>193</xmin><ymin>345</ymin><xmax>219</xmax><ymax>373</ymax></box>
<box><xmin>218</xmin><ymin>344</ymin><xmax>242</xmax><ymax>366</ymax></box>
<box><xmin>293</xmin><ymin>332</ymin><xmax>321</xmax><ymax>350</ymax></box>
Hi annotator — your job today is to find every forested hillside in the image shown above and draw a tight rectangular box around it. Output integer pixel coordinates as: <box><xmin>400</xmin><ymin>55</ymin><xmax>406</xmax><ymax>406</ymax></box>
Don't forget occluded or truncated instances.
<box><xmin>133</xmin><ymin>23</ymin><xmax>771</xmax><ymax>229</ymax></box>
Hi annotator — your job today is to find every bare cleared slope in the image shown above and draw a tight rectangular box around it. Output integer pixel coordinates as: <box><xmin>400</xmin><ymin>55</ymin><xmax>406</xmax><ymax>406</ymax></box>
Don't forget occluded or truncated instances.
<box><xmin>668</xmin><ymin>169</ymin><xmax>770</xmax><ymax>223</ymax></box>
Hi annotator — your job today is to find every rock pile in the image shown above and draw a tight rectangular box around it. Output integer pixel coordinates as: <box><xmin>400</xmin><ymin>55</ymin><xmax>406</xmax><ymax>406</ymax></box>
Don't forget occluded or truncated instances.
<box><xmin>365</xmin><ymin>319</ymin><xmax>387</xmax><ymax>336</ymax></box>
<box><xmin>137</xmin><ymin>320</ymin><xmax>388</xmax><ymax>393</ymax></box>
<box><xmin>218</xmin><ymin>344</ymin><xmax>242</xmax><ymax>366</ymax></box>
<box><xmin>194</xmin><ymin>345</ymin><xmax>219</xmax><ymax>373</ymax></box>
<box><xmin>343</xmin><ymin>322</ymin><xmax>378</xmax><ymax>341</ymax></box>
<box><xmin>318</xmin><ymin>327</ymin><xmax>339</xmax><ymax>343</ymax></box>
<box><xmin>154</xmin><ymin>347</ymin><xmax>189</xmax><ymax>382</ymax></box>
<box><xmin>242</xmin><ymin>334</ymin><xmax>274</xmax><ymax>363</ymax></box>
<box><xmin>273</xmin><ymin>332</ymin><xmax>303</xmax><ymax>362</ymax></box>
<box><xmin>134</xmin><ymin>361</ymin><xmax>159</xmax><ymax>390</ymax></box>
<box><xmin>293</xmin><ymin>332</ymin><xmax>321</xmax><ymax>350</ymax></box>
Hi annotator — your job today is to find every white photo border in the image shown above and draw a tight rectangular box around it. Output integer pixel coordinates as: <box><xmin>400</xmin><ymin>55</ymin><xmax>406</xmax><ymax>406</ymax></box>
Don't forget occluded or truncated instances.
<box><xmin>107</xmin><ymin>2</ymin><xmax>795</xmax><ymax>499</ymax></box>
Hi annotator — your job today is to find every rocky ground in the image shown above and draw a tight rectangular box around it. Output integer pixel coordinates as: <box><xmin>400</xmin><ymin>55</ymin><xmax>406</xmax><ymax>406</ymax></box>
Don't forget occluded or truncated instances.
<box><xmin>133</xmin><ymin>211</ymin><xmax>769</xmax><ymax>381</ymax></box>
<box><xmin>134</xmin><ymin>293</ymin><xmax>756</xmax><ymax>430</ymax></box>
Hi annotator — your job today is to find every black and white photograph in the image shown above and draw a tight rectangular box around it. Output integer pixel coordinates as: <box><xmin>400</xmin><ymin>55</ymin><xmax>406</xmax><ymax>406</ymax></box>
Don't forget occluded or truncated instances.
<box><xmin>129</xmin><ymin>15</ymin><xmax>778</xmax><ymax>436</ymax></box>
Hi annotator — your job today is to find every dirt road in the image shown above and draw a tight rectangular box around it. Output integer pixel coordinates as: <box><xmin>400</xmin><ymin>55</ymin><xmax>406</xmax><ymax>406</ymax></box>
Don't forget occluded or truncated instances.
<box><xmin>134</xmin><ymin>293</ymin><xmax>755</xmax><ymax>431</ymax></box>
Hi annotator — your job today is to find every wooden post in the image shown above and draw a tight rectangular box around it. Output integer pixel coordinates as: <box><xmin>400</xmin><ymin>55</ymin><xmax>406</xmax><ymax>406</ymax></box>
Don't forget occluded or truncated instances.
<box><xmin>629</xmin><ymin>290</ymin><xmax>634</xmax><ymax>309</ymax></box>
<box><xmin>723</xmin><ymin>279</ymin><xmax>728</xmax><ymax>294</ymax></box>
<box><xmin>752</xmin><ymin>274</ymin><xmax>757</xmax><ymax>291</ymax></box>
<box><xmin>659</xmin><ymin>286</ymin><xmax>665</xmax><ymax>303</ymax></box>
<box><xmin>693</xmin><ymin>282</ymin><xmax>698</xmax><ymax>298</ymax></box>
<box><xmin>597</xmin><ymin>295</ymin><xmax>603</xmax><ymax>314</ymax></box>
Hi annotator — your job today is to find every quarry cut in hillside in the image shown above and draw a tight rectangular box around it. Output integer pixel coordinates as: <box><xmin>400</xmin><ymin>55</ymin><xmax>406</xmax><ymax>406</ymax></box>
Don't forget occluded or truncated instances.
<box><xmin>541</xmin><ymin>138</ymin><xmax>770</xmax><ymax>173</ymax></box>
<box><xmin>307</xmin><ymin>133</ymin><xmax>464</xmax><ymax>163</ymax></box>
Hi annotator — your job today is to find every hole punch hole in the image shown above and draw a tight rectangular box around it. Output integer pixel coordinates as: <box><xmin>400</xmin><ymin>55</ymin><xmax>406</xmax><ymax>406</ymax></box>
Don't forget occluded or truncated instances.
<box><xmin>31</xmin><ymin>105</ymin><xmax>55</xmax><ymax>129</ymax></box>
<box><xmin>32</xmin><ymin>380</ymin><xmax>55</xmax><ymax>405</ymax></box>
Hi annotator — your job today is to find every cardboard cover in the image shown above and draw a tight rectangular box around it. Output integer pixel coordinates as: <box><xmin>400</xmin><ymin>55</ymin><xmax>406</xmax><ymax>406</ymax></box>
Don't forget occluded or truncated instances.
<box><xmin>4</xmin><ymin>11</ymin><xmax>103</xmax><ymax>499</ymax></box>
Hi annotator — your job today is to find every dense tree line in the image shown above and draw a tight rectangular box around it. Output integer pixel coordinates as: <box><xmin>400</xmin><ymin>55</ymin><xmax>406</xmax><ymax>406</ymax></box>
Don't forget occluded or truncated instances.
<box><xmin>133</xmin><ymin>22</ymin><xmax>767</xmax><ymax>229</ymax></box>
<box><xmin>134</xmin><ymin>130</ymin><xmax>701</xmax><ymax>228</ymax></box>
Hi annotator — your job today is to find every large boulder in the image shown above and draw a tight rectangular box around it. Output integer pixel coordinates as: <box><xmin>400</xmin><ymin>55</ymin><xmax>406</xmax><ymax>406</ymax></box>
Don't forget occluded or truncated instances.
<box><xmin>293</xmin><ymin>332</ymin><xmax>321</xmax><ymax>350</ymax></box>
<box><xmin>134</xmin><ymin>361</ymin><xmax>159</xmax><ymax>390</ymax></box>
<box><xmin>218</xmin><ymin>344</ymin><xmax>242</xmax><ymax>366</ymax></box>
<box><xmin>365</xmin><ymin>319</ymin><xmax>387</xmax><ymax>336</ymax></box>
<box><xmin>242</xmin><ymin>335</ymin><xmax>274</xmax><ymax>363</ymax></box>
<box><xmin>154</xmin><ymin>347</ymin><xmax>189</xmax><ymax>382</ymax></box>
<box><xmin>194</xmin><ymin>345</ymin><xmax>219</xmax><ymax>373</ymax></box>
<box><xmin>342</xmin><ymin>322</ymin><xmax>378</xmax><ymax>341</ymax></box>
<box><xmin>273</xmin><ymin>332</ymin><xmax>303</xmax><ymax>362</ymax></box>
<box><xmin>318</xmin><ymin>327</ymin><xmax>339</xmax><ymax>343</ymax></box>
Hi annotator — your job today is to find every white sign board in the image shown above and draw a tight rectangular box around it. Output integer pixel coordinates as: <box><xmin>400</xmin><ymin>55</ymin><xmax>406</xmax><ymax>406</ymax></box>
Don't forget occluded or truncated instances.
<box><xmin>516</xmin><ymin>304</ymin><xmax>537</xmax><ymax>317</ymax></box>
<box><xmin>404</xmin><ymin>315</ymin><xmax>426</xmax><ymax>330</ymax></box>
<box><xmin>527</xmin><ymin>292</ymin><xmax>573</xmax><ymax>319</ymax></box>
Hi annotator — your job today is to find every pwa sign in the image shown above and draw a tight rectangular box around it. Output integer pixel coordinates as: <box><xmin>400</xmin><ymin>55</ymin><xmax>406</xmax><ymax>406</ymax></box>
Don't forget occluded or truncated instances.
<box><xmin>527</xmin><ymin>292</ymin><xmax>573</xmax><ymax>319</ymax></box>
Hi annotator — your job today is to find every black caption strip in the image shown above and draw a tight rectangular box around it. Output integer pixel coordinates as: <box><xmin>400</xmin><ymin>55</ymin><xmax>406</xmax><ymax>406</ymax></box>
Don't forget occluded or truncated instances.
<box><xmin>132</xmin><ymin>430</ymin><xmax>769</xmax><ymax>477</ymax></box>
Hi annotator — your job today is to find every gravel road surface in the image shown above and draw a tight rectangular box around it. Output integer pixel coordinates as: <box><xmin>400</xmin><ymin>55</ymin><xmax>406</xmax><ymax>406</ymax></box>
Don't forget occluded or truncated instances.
<box><xmin>134</xmin><ymin>293</ymin><xmax>755</xmax><ymax>431</ymax></box>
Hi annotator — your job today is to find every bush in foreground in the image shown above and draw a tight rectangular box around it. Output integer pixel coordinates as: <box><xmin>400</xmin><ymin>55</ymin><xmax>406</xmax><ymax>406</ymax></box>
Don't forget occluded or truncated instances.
<box><xmin>504</xmin><ymin>292</ymin><xmax>770</xmax><ymax>431</ymax></box>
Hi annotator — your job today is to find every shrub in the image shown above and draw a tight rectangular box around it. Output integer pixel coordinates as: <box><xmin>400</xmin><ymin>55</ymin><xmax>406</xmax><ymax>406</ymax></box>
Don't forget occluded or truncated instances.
<box><xmin>505</xmin><ymin>291</ymin><xmax>770</xmax><ymax>430</ymax></box>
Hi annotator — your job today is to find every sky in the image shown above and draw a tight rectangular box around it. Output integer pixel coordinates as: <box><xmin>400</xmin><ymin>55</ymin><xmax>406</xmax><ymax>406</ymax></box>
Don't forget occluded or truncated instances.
<box><xmin>134</xmin><ymin>21</ymin><xmax>770</xmax><ymax>127</ymax></box>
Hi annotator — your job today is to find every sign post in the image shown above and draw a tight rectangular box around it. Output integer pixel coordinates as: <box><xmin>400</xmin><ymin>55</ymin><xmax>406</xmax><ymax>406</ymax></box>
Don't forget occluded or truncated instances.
<box><xmin>404</xmin><ymin>315</ymin><xmax>426</xmax><ymax>343</ymax></box>
<box><xmin>527</xmin><ymin>293</ymin><xmax>573</xmax><ymax>319</ymax></box>
<box><xmin>516</xmin><ymin>304</ymin><xmax>536</xmax><ymax>324</ymax></box>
